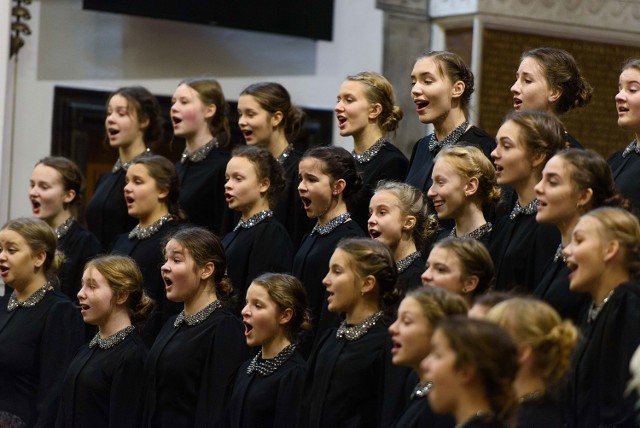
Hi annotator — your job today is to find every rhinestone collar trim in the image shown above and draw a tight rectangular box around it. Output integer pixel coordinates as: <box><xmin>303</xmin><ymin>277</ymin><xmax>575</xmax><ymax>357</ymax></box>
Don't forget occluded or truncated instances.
<box><xmin>336</xmin><ymin>310</ymin><xmax>383</xmax><ymax>341</ymax></box>
<box><xmin>89</xmin><ymin>325</ymin><xmax>135</xmax><ymax>350</ymax></box>
<box><xmin>174</xmin><ymin>299</ymin><xmax>222</xmax><ymax>328</ymax></box>
<box><xmin>276</xmin><ymin>145</ymin><xmax>293</xmax><ymax>164</ymax></box>
<box><xmin>55</xmin><ymin>216</ymin><xmax>75</xmax><ymax>239</ymax></box>
<box><xmin>553</xmin><ymin>244</ymin><xmax>566</xmax><ymax>263</ymax></box>
<box><xmin>129</xmin><ymin>213</ymin><xmax>173</xmax><ymax>240</ymax></box>
<box><xmin>311</xmin><ymin>212</ymin><xmax>351</xmax><ymax>236</ymax></box>
<box><xmin>510</xmin><ymin>199</ymin><xmax>539</xmax><ymax>220</ymax></box>
<box><xmin>352</xmin><ymin>138</ymin><xmax>387</xmax><ymax>164</ymax></box>
<box><xmin>428</xmin><ymin>120</ymin><xmax>469</xmax><ymax>153</ymax></box>
<box><xmin>246</xmin><ymin>343</ymin><xmax>297</xmax><ymax>376</ymax></box>
<box><xmin>7</xmin><ymin>281</ymin><xmax>54</xmax><ymax>311</ymax></box>
<box><xmin>233</xmin><ymin>210</ymin><xmax>273</xmax><ymax>232</ymax></box>
<box><xmin>112</xmin><ymin>148</ymin><xmax>151</xmax><ymax>173</ymax></box>
<box><xmin>396</xmin><ymin>251</ymin><xmax>422</xmax><ymax>274</ymax></box>
<box><xmin>622</xmin><ymin>139</ymin><xmax>639</xmax><ymax>158</ymax></box>
<box><xmin>180</xmin><ymin>138</ymin><xmax>219</xmax><ymax>164</ymax></box>
<box><xmin>410</xmin><ymin>381</ymin><xmax>432</xmax><ymax>400</ymax></box>
<box><xmin>587</xmin><ymin>289</ymin><xmax>615</xmax><ymax>323</ymax></box>
<box><xmin>449</xmin><ymin>222</ymin><xmax>492</xmax><ymax>241</ymax></box>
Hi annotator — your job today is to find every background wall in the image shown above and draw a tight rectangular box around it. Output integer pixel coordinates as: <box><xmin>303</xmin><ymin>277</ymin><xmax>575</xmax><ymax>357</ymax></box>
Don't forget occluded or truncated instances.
<box><xmin>2</xmin><ymin>0</ymin><xmax>384</xmax><ymax>222</ymax></box>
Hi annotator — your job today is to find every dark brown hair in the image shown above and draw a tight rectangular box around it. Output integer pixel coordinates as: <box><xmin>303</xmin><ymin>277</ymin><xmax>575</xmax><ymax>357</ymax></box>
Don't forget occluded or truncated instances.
<box><xmin>179</xmin><ymin>77</ymin><xmax>231</xmax><ymax>149</ymax></box>
<box><xmin>106</xmin><ymin>86</ymin><xmax>164</xmax><ymax>146</ymax></box>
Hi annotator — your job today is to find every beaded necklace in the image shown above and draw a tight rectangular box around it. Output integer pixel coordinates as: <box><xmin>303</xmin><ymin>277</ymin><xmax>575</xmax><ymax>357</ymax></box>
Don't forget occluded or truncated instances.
<box><xmin>336</xmin><ymin>310</ymin><xmax>384</xmax><ymax>341</ymax></box>
<box><xmin>311</xmin><ymin>212</ymin><xmax>351</xmax><ymax>236</ymax></box>
<box><xmin>55</xmin><ymin>216</ymin><xmax>75</xmax><ymax>239</ymax></box>
<box><xmin>351</xmin><ymin>138</ymin><xmax>387</xmax><ymax>164</ymax></box>
<box><xmin>246</xmin><ymin>343</ymin><xmax>297</xmax><ymax>376</ymax></box>
<box><xmin>428</xmin><ymin>120</ymin><xmax>469</xmax><ymax>153</ymax></box>
<box><xmin>112</xmin><ymin>148</ymin><xmax>151</xmax><ymax>173</ymax></box>
<box><xmin>174</xmin><ymin>299</ymin><xmax>222</xmax><ymax>328</ymax></box>
<box><xmin>89</xmin><ymin>325</ymin><xmax>135</xmax><ymax>350</ymax></box>
<box><xmin>233</xmin><ymin>210</ymin><xmax>273</xmax><ymax>232</ymax></box>
<box><xmin>180</xmin><ymin>138</ymin><xmax>219</xmax><ymax>164</ymax></box>
<box><xmin>510</xmin><ymin>199</ymin><xmax>539</xmax><ymax>220</ymax></box>
<box><xmin>129</xmin><ymin>213</ymin><xmax>173</xmax><ymax>240</ymax></box>
<box><xmin>449</xmin><ymin>222</ymin><xmax>492</xmax><ymax>241</ymax></box>
<box><xmin>7</xmin><ymin>281</ymin><xmax>54</xmax><ymax>311</ymax></box>
<box><xmin>396</xmin><ymin>251</ymin><xmax>422</xmax><ymax>274</ymax></box>
<box><xmin>276</xmin><ymin>145</ymin><xmax>293</xmax><ymax>164</ymax></box>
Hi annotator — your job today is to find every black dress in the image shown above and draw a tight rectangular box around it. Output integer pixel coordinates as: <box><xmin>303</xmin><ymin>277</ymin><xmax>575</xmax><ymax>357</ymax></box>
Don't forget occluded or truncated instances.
<box><xmin>391</xmin><ymin>384</ymin><xmax>455</xmax><ymax>428</ymax></box>
<box><xmin>516</xmin><ymin>393</ymin><xmax>563</xmax><ymax>428</ymax></box>
<box><xmin>533</xmin><ymin>255</ymin><xmax>589</xmax><ymax>325</ymax></box>
<box><xmin>405</xmin><ymin>126</ymin><xmax>496</xmax><ymax>192</ymax></box>
<box><xmin>222</xmin><ymin>215</ymin><xmax>294</xmax><ymax>314</ymax></box>
<box><xmin>57</xmin><ymin>220</ymin><xmax>102</xmax><ymax>301</ymax></box>
<box><xmin>274</xmin><ymin>148</ymin><xmax>315</xmax><ymax>248</ymax></box>
<box><xmin>489</xmin><ymin>205</ymin><xmax>559</xmax><ymax>293</ymax></box>
<box><xmin>351</xmin><ymin>142</ymin><xmax>409</xmax><ymax>232</ymax></box>
<box><xmin>292</xmin><ymin>219</ymin><xmax>365</xmax><ymax>349</ymax></box>
<box><xmin>224</xmin><ymin>349</ymin><xmax>306</xmax><ymax>428</ymax></box>
<box><xmin>609</xmin><ymin>148</ymin><xmax>640</xmax><ymax>214</ymax></box>
<box><xmin>396</xmin><ymin>256</ymin><xmax>425</xmax><ymax>297</ymax></box>
<box><xmin>85</xmin><ymin>168</ymin><xmax>138</xmax><ymax>251</ymax></box>
<box><xmin>110</xmin><ymin>219</ymin><xmax>182</xmax><ymax>346</ymax></box>
<box><xmin>142</xmin><ymin>304</ymin><xmax>250</xmax><ymax>428</ymax></box>
<box><xmin>176</xmin><ymin>145</ymin><xmax>233</xmax><ymax>236</ymax></box>
<box><xmin>56</xmin><ymin>330</ymin><xmax>147</xmax><ymax>428</ymax></box>
<box><xmin>0</xmin><ymin>288</ymin><xmax>84</xmax><ymax>428</ymax></box>
<box><xmin>298</xmin><ymin>319</ymin><xmax>406</xmax><ymax>428</ymax></box>
<box><xmin>565</xmin><ymin>283</ymin><xmax>640</xmax><ymax>428</ymax></box>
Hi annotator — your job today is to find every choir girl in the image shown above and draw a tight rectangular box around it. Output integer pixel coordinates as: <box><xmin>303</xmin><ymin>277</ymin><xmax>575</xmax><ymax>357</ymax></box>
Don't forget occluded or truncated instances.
<box><xmin>172</xmin><ymin>77</ymin><xmax>233</xmax><ymax>236</ymax></box>
<box><xmin>0</xmin><ymin>218</ymin><xmax>84</xmax><ymax>427</ymax></box>
<box><xmin>237</xmin><ymin>82</ymin><xmax>314</xmax><ymax>246</ymax></box>
<box><xmin>335</xmin><ymin>71</ymin><xmax>408</xmax><ymax>230</ymax></box>
<box><xmin>224</xmin><ymin>273</ymin><xmax>310</xmax><ymax>428</ymax></box>
<box><xmin>86</xmin><ymin>86</ymin><xmax>162</xmax><ymax>250</ymax></box>
<box><xmin>29</xmin><ymin>156</ymin><xmax>100</xmax><ymax>299</ymax></box>
<box><xmin>368</xmin><ymin>180</ymin><xmax>436</xmax><ymax>294</ymax></box>
<box><xmin>406</xmin><ymin>50</ymin><xmax>495</xmax><ymax>192</ymax></box>
<box><xmin>389</xmin><ymin>287</ymin><xmax>467</xmax><ymax>428</ymax></box>
<box><xmin>421</xmin><ymin>237</ymin><xmax>494</xmax><ymax>308</ymax></box>
<box><xmin>534</xmin><ymin>149</ymin><xmax>626</xmax><ymax>323</ymax></box>
<box><xmin>486</xmin><ymin>297</ymin><xmax>577</xmax><ymax>428</ymax></box>
<box><xmin>511</xmin><ymin>47</ymin><xmax>593</xmax><ymax>147</ymax></box>
<box><xmin>421</xmin><ymin>317</ymin><xmax>519</xmax><ymax>428</ymax></box>
<box><xmin>609</xmin><ymin>58</ymin><xmax>640</xmax><ymax>211</ymax></box>
<box><xmin>56</xmin><ymin>255</ymin><xmax>154</xmax><ymax>428</ymax></box>
<box><xmin>292</xmin><ymin>146</ymin><xmax>365</xmax><ymax>348</ymax></box>
<box><xmin>562</xmin><ymin>207</ymin><xmax>640</xmax><ymax>428</ymax></box>
<box><xmin>142</xmin><ymin>226</ymin><xmax>250</xmax><ymax>427</ymax></box>
<box><xmin>298</xmin><ymin>238</ymin><xmax>402</xmax><ymax>428</ymax></box>
<box><xmin>428</xmin><ymin>145</ymin><xmax>500</xmax><ymax>245</ymax></box>
<box><xmin>222</xmin><ymin>146</ymin><xmax>294</xmax><ymax>314</ymax></box>
<box><xmin>110</xmin><ymin>155</ymin><xmax>183</xmax><ymax>344</ymax></box>
<box><xmin>490</xmin><ymin>110</ymin><xmax>563</xmax><ymax>292</ymax></box>
<box><xmin>467</xmin><ymin>291</ymin><xmax>511</xmax><ymax>320</ymax></box>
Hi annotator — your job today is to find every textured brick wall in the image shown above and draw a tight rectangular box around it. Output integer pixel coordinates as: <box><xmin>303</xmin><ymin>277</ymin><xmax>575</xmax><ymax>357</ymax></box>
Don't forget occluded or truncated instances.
<box><xmin>479</xmin><ymin>29</ymin><xmax>640</xmax><ymax>157</ymax></box>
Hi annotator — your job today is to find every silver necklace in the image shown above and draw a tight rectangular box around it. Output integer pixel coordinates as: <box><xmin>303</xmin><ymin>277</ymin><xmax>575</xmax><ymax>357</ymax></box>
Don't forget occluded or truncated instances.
<box><xmin>351</xmin><ymin>138</ymin><xmax>387</xmax><ymax>164</ymax></box>
<box><xmin>7</xmin><ymin>281</ymin><xmax>54</xmax><ymax>311</ymax></box>
<box><xmin>128</xmin><ymin>213</ymin><xmax>173</xmax><ymax>240</ymax></box>
<box><xmin>174</xmin><ymin>299</ymin><xmax>222</xmax><ymax>328</ymax></box>
<box><xmin>510</xmin><ymin>198</ymin><xmax>539</xmax><ymax>220</ymax></box>
<box><xmin>587</xmin><ymin>289</ymin><xmax>615</xmax><ymax>323</ymax></box>
<box><xmin>246</xmin><ymin>343</ymin><xmax>297</xmax><ymax>376</ymax></box>
<box><xmin>276</xmin><ymin>145</ymin><xmax>293</xmax><ymax>164</ymax></box>
<box><xmin>428</xmin><ymin>120</ymin><xmax>469</xmax><ymax>153</ymax></box>
<box><xmin>396</xmin><ymin>251</ymin><xmax>422</xmax><ymax>274</ymax></box>
<box><xmin>55</xmin><ymin>216</ymin><xmax>75</xmax><ymax>239</ymax></box>
<box><xmin>112</xmin><ymin>148</ymin><xmax>151</xmax><ymax>173</ymax></box>
<box><xmin>89</xmin><ymin>325</ymin><xmax>135</xmax><ymax>350</ymax></box>
<box><xmin>311</xmin><ymin>212</ymin><xmax>351</xmax><ymax>236</ymax></box>
<box><xmin>449</xmin><ymin>222</ymin><xmax>492</xmax><ymax>240</ymax></box>
<box><xmin>410</xmin><ymin>381</ymin><xmax>432</xmax><ymax>399</ymax></box>
<box><xmin>336</xmin><ymin>310</ymin><xmax>383</xmax><ymax>341</ymax></box>
<box><xmin>180</xmin><ymin>138</ymin><xmax>218</xmax><ymax>164</ymax></box>
<box><xmin>233</xmin><ymin>210</ymin><xmax>273</xmax><ymax>232</ymax></box>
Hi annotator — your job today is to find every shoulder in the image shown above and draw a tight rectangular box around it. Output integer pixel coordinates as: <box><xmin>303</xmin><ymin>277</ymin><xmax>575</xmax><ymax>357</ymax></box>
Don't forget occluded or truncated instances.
<box><xmin>461</xmin><ymin>126</ymin><xmax>496</xmax><ymax>148</ymax></box>
<box><xmin>381</xmin><ymin>143</ymin><xmax>409</xmax><ymax>160</ymax></box>
<box><xmin>338</xmin><ymin>220</ymin><xmax>366</xmax><ymax>236</ymax></box>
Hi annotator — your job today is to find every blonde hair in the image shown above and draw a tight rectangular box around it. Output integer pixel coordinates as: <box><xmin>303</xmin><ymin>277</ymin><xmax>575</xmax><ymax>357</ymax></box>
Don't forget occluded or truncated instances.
<box><xmin>406</xmin><ymin>287</ymin><xmax>468</xmax><ymax>326</ymax></box>
<box><xmin>487</xmin><ymin>297</ymin><xmax>577</xmax><ymax>389</ymax></box>
<box><xmin>345</xmin><ymin>71</ymin><xmax>403</xmax><ymax>132</ymax></box>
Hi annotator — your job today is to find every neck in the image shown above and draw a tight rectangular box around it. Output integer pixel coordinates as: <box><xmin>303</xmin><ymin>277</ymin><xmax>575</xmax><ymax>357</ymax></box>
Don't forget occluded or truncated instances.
<box><xmin>241</xmin><ymin>199</ymin><xmax>270</xmax><ymax>220</ymax></box>
<box><xmin>353</xmin><ymin>126</ymin><xmax>384</xmax><ymax>154</ymax></box>
<box><xmin>513</xmin><ymin>174</ymin><xmax>540</xmax><ymax>207</ymax></box>
<box><xmin>14</xmin><ymin>273</ymin><xmax>49</xmax><ymax>301</ymax></box>
<box><xmin>184</xmin><ymin>284</ymin><xmax>218</xmax><ymax>316</ymax></box>
<box><xmin>48</xmin><ymin>210</ymin><xmax>72</xmax><ymax>230</ymax></box>
<box><xmin>591</xmin><ymin>269</ymin><xmax>627</xmax><ymax>304</ymax></box>
<box><xmin>453</xmin><ymin>390</ymin><xmax>492</xmax><ymax>426</ymax></box>
<box><xmin>345</xmin><ymin>299</ymin><xmax>379</xmax><ymax>325</ymax></box>
<box><xmin>119</xmin><ymin>139</ymin><xmax>147</xmax><ymax>163</ymax></box>
<box><xmin>98</xmin><ymin>308</ymin><xmax>132</xmax><ymax>338</ymax></box>
<box><xmin>514</xmin><ymin>369</ymin><xmax>545</xmax><ymax>399</ymax></box>
<box><xmin>394</xmin><ymin>238</ymin><xmax>417</xmax><ymax>262</ymax></box>
<box><xmin>454</xmin><ymin>204</ymin><xmax>486</xmax><ymax>236</ymax></box>
<box><xmin>433</xmin><ymin>109</ymin><xmax>467</xmax><ymax>141</ymax></box>
<box><xmin>318</xmin><ymin>199</ymin><xmax>348</xmax><ymax>225</ymax></box>
<box><xmin>186</xmin><ymin>130</ymin><xmax>214</xmax><ymax>152</ymax></box>
<box><xmin>138</xmin><ymin>205</ymin><xmax>170</xmax><ymax>229</ymax></box>
<box><xmin>261</xmin><ymin>334</ymin><xmax>291</xmax><ymax>360</ymax></box>
<box><xmin>267</xmin><ymin>132</ymin><xmax>290</xmax><ymax>158</ymax></box>
<box><xmin>558</xmin><ymin>215</ymin><xmax>580</xmax><ymax>247</ymax></box>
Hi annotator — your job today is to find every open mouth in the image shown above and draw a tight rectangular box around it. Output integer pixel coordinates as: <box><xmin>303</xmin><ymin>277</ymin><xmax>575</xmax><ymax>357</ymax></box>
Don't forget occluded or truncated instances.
<box><xmin>513</xmin><ymin>97</ymin><xmax>523</xmax><ymax>109</ymax></box>
<box><xmin>107</xmin><ymin>128</ymin><xmax>120</xmax><ymax>137</ymax></box>
<box><xmin>172</xmin><ymin>116</ymin><xmax>183</xmax><ymax>126</ymax></box>
<box><xmin>337</xmin><ymin>116</ymin><xmax>347</xmax><ymax>128</ymax></box>
<box><xmin>225</xmin><ymin>193</ymin><xmax>234</xmax><ymax>204</ymax></box>
<box><xmin>125</xmin><ymin>196</ymin><xmax>134</xmax><ymax>205</ymax></box>
<box><xmin>31</xmin><ymin>200</ymin><xmax>41</xmax><ymax>213</ymax></box>
<box><xmin>432</xmin><ymin>200</ymin><xmax>444</xmax><ymax>209</ymax></box>
<box><xmin>244</xmin><ymin>321</ymin><xmax>253</xmax><ymax>336</ymax></box>
<box><xmin>415</xmin><ymin>100</ymin><xmax>429</xmax><ymax>111</ymax></box>
<box><xmin>242</xmin><ymin>129</ymin><xmax>253</xmax><ymax>138</ymax></box>
<box><xmin>300</xmin><ymin>196</ymin><xmax>312</xmax><ymax>210</ymax></box>
<box><xmin>494</xmin><ymin>164</ymin><xmax>504</xmax><ymax>173</ymax></box>
<box><xmin>618</xmin><ymin>106</ymin><xmax>629</xmax><ymax>114</ymax></box>
<box><xmin>0</xmin><ymin>266</ymin><xmax>9</xmax><ymax>276</ymax></box>
<box><xmin>369</xmin><ymin>228</ymin><xmax>381</xmax><ymax>239</ymax></box>
<box><xmin>163</xmin><ymin>276</ymin><xmax>173</xmax><ymax>288</ymax></box>
<box><xmin>391</xmin><ymin>339</ymin><xmax>402</xmax><ymax>354</ymax></box>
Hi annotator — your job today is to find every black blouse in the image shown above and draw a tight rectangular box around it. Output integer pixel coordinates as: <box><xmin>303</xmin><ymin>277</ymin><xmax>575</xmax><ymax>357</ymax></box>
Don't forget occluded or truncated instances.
<box><xmin>516</xmin><ymin>393</ymin><xmax>563</xmax><ymax>428</ymax></box>
<box><xmin>56</xmin><ymin>332</ymin><xmax>148</xmax><ymax>428</ymax></box>
<box><xmin>142</xmin><ymin>307</ymin><xmax>250</xmax><ymax>428</ymax></box>
<box><xmin>609</xmin><ymin>149</ymin><xmax>640</xmax><ymax>215</ymax></box>
<box><xmin>396</xmin><ymin>257</ymin><xmax>425</xmax><ymax>297</ymax></box>
<box><xmin>0</xmin><ymin>290</ymin><xmax>84</xmax><ymax>428</ymax></box>
<box><xmin>176</xmin><ymin>147</ymin><xmax>234</xmax><ymax>236</ymax></box>
<box><xmin>224</xmin><ymin>351</ymin><xmax>306</xmax><ymax>428</ymax></box>
<box><xmin>85</xmin><ymin>169</ymin><xmax>138</xmax><ymax>251</ymax></box>
<box><xmin>391</xmin><ymin>390</ymin><xmax>455</xmax><ymax>428</ymax></box>
<box><xmin>57</xmin><ymin>221</ymin><xmax>102</xmax><ymax>301</ymax></box>
<box><xmin>351</xmin><ymin>142</ymin><xmax>409</xmax><ymax>232</ymax></box>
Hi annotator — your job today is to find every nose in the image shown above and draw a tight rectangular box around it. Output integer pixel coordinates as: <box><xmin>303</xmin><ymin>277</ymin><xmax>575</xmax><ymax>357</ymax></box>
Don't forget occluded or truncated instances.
<box><xmin>160</xmin><ymin>261</ymin><xmax>170</xmax><ymax>274</ymax></box>
<box><xmin>534</xmin><ymin>178</ymin><xmax>543</xmax><ymax>196</ymax></box>
<box><xmin>28</xmin><ymin>185</ymin><xmax>37</xmax><ymax>198</ymax></box>
<box><xmin>241</xmin><ymin>303</ymin><xmax>250</xmax><ymax>318</ymax></box>
<box><xmin>490</xmin><ymin>147</ymin><xmax>499</xmax><ymax>160</ymax></box>
<box><xmin>615</xmin><ymin>89</ymin><xmax>625</xmax><ymax>103</ymax></box>
<box><xmin>562</xmin><ymin>243</ymin><xmax>572</xmax><ymax>260</ymax></box>
<box><xmin>298</xmin><ymin>180</ymin><xmax>306</xmax><ymax>193</ymax></box>
<box><xmin>510</xmin><ymin>80</ymin><xmax>520</xmax><ymax>94</ymax></box>
<box><xmin>421</xmin><ymin>267</ymin><xmax>432</xmax><ymax>286</ymax></box>
<box><xmin>334</xmin><ymin>100</ymin><xmax>344</xmax><ymax>113</ymax></box>
<box><xmin>77</xmin><ymin>285</ymin><xmax>86</xmax><ymax>301</ymax></box>
<box><xmin>238</xmin><ymin>113</ymin><xmax>247</xmax><ymax>127</ymax></box>
<box><xmin>388</xmin><ymin>319</ymin><xmax>399</xmax><ymax>335</ymax></box>
<box><xmin>321</xmin><ymin>273</ymin><xmax>330</xmax><ymax>288</ymax></box>
<box><xmin>427</xmin><ymin>184</ymin><xmax>437</xmax><ymax>199</ymax></box>
<box><xmin>124</xmin><ymin>181</ymin><xmax>132</xmax><ymax>193</ymax></box>
<box><xmin>410</xmin><ymin>81</ymin><xmax>422</xmax><ymax>97</ymax></box>
<box><xmin>367</xmin><ymin>213</ymin><xmax>376</xmax><ymax>226</ymax></box>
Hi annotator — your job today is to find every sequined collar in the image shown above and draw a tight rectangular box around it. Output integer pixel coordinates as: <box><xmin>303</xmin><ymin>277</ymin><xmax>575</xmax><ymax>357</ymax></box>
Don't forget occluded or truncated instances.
<box><xmin>180</xmin><ymin>138</ymin><xmax>218</xmax><ymax>164</ymax></box>
<box><xmin>396</xmin><ymin>251</ymin><xmax>422</xmax><ymax>274</ymax></box>
<box><xmin>510</xmin><ymin>199</ymin><xmax>539</xmax><ymax>220</ymax></box>
<box><xmin>449</xmin><ymin>222</ymin><xmax>492</xmax><ymax>241</ymax></box>
<box><xmin>89</xmin><ymin>325</ymin><xmax>135</xmax><ymax>350</ymax></box>
<box><xmin>311</xmin><ymin>212</ymin><xmax>351</xmax><ymax>236</ymax></box>
<box><xmin>428</xmin><ymin>120</ymin><xmax>469</xmax><ymax>153</ymax></box>
<box><xmin>112</xmin><ymin>148</ymin><xmax>151</xmax><ymax>173</ymax></box>
<box><xmin>553</xmin><ymin>244</ymin><xmax>566</xmax><ymax>263</ymax></box>
<box><xmin>336</xmin><ymin>310</ymin><xmax>383</xmax><ymax>341</ymax></box>
<box><xmin>455</xmin><ymin>411</ymin><xmax>496</xmax><ymax>428</ymax></box>
<box><xmin>587</xmin><ymin>289</ymin><xmax>615</xmax><ymax>323</ymax></box>
<box><xmin>410</xmin><ymin>381</ymin><xmax>432</xmax><ymax>400</ymax></box>
<box><xmin>622</xmin><ymin>139</ymin><xmax>640</xmax><ymax>158</ymax></box>
<box><xmin>55</xmin><ymin>216</ymin><xmax>75</xmax><ymax>239</ymax></box>
<box><xmin>7</xmin><ymin>281</ymin><xmax>54</xmax><ymax>311</ymax></box>
<box><xmin>246</xmin><ymin>343</ymin><xmax>297</xmax><ymax>376</ymax></box>
<box><xmin>233</xmin><ymin>210</ymin><xmax>273</xmax><ymax>232</ymax></box>
<box><xmin>129</xmin><ymin>213</ymin><xmax>173</xmax><ymax>240</ymax></box>
<box><xmin>276</xmin><ymin>145</ymin><xmax>294</xmax><ymax>164</ymax></box>
<box><xmin>352</xmin><ymin>138</ymin><xmax>387</xmax><ymax>164</ymax></box>
<box><xmin>174</xmin><ymin>299</ymin><xmax>222</xmax><ymax>328</ymax></box>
